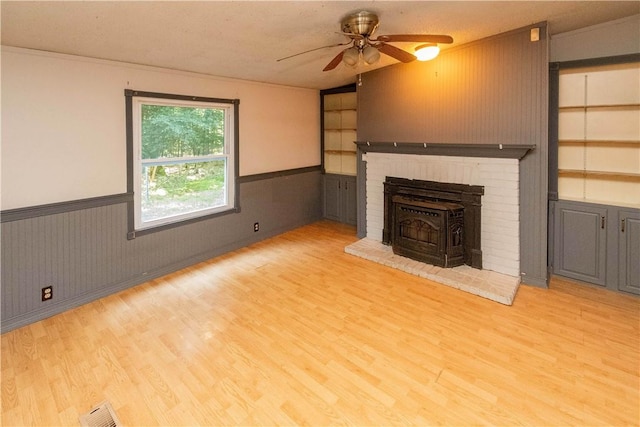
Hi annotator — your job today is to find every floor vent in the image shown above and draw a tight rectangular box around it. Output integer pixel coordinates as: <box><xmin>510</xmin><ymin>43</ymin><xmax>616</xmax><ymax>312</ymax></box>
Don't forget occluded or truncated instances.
<box><xmin>79</xmin><ymin>401</ymin><xmax>121</xmax><ymax>427</ymax></box>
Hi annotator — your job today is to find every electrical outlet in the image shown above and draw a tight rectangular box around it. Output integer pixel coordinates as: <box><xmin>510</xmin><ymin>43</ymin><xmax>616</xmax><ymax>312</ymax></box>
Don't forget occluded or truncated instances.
<box><xmin>42</xmin><ymin>286</ymin><xmax>53</xmax><ymax>301</ymax></box>
<box><xmin>254</xmin><ymin>222</ymin><xmax>259</xmax><ymax>232</ymax></box>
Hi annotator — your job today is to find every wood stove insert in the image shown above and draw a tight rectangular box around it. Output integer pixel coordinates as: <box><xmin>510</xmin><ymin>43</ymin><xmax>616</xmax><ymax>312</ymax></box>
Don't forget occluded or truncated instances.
<box><xmin>383</xmin><ymin>177</ymin><xmax>484</xmax><ymax>269</ymax></box>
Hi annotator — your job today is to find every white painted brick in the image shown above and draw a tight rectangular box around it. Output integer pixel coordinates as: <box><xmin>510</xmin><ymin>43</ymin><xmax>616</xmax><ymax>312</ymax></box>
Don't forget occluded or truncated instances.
<box><xmin>364</xmin><ymin>153</ymin><xmax>521</xmax><ymax>276</ymax></box>
<box><xmin>483</xmin><ymin>194</ymin><xmax>519</xmax><ymax>206</ymax></box>
<box><xmin>483</xmin><ymin>232</ymin><xmax>520</xmax><ymax>245</ymax></box>
<box><xmin>483</xmin><ymin>224</ymin><xmax>520</xmax><ymax>239</ymax></box>
<box><xmin>482</xmin><ymin>170</ymin><xmax>519</xmax><ymax>181</ymax></box>
<box><xmin>483</xmin><ymin>240</ymin><xmax>519</xmax><ymax>256</ymax></box>
<box><xmin>483</xmin><ymin>208</ymin><xmax>519</xmax><ymax>221</ymax></box>
<box><xmin>483</xmin><ymin>260</ymin><xmax>520</xmax><ymax>277</ymax></box>
<box><xmin>485</xmin><ymin>202</ymin><xmax>519</xmax><ymax>213</ymax></box>
<box><xmin>477</xmin><ymin>157</ymin><xmax>516</xmax><ymax>166</ymax></box>
<box><xmin>480</xmin><ymin>178</ymin><xmax>519</xmax><ymax>190</ymax></box>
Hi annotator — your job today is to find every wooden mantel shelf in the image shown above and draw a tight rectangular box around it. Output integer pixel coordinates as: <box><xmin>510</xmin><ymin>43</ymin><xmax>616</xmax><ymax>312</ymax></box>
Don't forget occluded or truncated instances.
<box><xmin>354</xmin><ymin>141</ymin><xmax>535</xmax><ymax>160</ymax></box>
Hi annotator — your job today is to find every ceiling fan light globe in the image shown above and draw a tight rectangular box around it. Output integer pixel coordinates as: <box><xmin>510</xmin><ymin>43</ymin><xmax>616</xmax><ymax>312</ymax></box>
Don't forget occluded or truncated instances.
<box><xmin>362</xmin><ymin>45</ymin><xmax>381</xmax><ymax>64</ymax></box>
<box><xmin>342</xmin><ymin>47</ymin><xmax>360</xmax><ymax>66</ymax></box>
<box><xmin>415</xmin><ymin>44</ymin><xmax>440</xmax><ymax>61</ymax></box>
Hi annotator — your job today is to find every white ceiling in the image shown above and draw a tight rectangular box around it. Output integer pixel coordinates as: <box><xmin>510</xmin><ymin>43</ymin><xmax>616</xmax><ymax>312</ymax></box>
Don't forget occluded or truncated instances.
<box><xmin>2</xmin><ymin>1</ymin><xmax>638</xmax><ymax>90</ymax></box>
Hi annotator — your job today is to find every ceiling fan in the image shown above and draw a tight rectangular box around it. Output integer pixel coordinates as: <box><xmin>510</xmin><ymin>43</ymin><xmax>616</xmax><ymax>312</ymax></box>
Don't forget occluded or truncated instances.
<box><xmin>277</xmin><ymin>11</ymin><xmax>454</xmax><ymax>71</ymax></box>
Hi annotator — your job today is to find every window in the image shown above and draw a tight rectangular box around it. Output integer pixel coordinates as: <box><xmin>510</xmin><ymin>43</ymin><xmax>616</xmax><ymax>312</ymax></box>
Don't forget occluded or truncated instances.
<box><xmin>125</xmin><ymin>90</ymin><xmax>239</xmax><ymax>236</ymax></box>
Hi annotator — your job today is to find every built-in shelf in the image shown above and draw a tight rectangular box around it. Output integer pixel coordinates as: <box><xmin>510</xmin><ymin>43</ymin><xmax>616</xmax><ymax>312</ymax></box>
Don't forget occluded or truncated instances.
<box><xmin>322</xmin><ymin>89</ymin><xmax>357</xmax><ymax>176</ymax></box>
<box><xmin>559</xmin><ymin>103</ymin><xmax>640</xmax><ymax>110</ymax></box>
<box><xmin>558</xmin><ymin>169</ymin><xmax>640</xmax><ymax>181</ymax></box>
<box><xmin>554</xmin><ymin>61</ymin><xmax>640</xmax><ymax>291</ymax></box>
<box><xmin>559</xmin><ymin>139</ymin><xmax>640</xmax><ymax>146</ymax></box>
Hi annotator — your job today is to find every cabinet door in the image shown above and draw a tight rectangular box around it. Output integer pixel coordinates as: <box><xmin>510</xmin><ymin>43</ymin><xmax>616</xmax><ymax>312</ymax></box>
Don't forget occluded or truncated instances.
<box><xmin>618</xmin><ymin>211</ymin><xmax>640</xmax><ymax>295</ymax></box>
<box><xmin>323</xmin><ymin>175</ymin><xmax>341</xmax><ymax>222</ymax></box>
<box><xmin>342</xmin><ymin>176</ymin><xmax>357</xmax><ymax>225</ymax></box>
<box><xmin>554</xmin><ymin>203</ymin><xmax>607</xmax><ymax>286</ymax></box>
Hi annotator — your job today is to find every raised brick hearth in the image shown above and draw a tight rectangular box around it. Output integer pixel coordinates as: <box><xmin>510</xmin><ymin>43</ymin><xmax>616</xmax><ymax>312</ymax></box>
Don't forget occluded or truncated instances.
<box><xmin>345</xmin><ymin>238</ymin><xmax>520</xmax><ymax>305</ymax></box>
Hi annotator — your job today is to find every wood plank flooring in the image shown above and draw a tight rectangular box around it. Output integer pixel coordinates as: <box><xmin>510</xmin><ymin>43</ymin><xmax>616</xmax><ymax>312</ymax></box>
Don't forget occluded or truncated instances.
<box><xmin>2</xmin><ymin>220</ymin><xmax>639</xmax><ymax>426</ymax></box>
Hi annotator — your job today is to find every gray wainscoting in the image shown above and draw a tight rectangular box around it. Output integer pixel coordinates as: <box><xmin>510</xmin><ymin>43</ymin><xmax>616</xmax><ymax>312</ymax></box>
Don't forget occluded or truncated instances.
<box><xmin>1</xmin><ymin>169</ymin><xmax>322</xmax><ymax>332</ymax></box>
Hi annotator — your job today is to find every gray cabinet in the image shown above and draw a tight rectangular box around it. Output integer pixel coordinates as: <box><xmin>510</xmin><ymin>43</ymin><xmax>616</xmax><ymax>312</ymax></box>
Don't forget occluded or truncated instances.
<box><xmin>619</xmin><ymin>211</ymin><xmax>640</xmax><ymax>294</ymax></box>
<box><xmin>552</xmin><ymin>200</ymin><xmax>640</xmax><ymax>295</ymax></box>
<box><xmin>554</xmin><ymin>203</ymin><xmax>607</xmax><ymax>286</ymax></box>
<box><xmin>324</xmin><ymin>174</ymin><xmax>356</xmax><ymax>225</ymax></box>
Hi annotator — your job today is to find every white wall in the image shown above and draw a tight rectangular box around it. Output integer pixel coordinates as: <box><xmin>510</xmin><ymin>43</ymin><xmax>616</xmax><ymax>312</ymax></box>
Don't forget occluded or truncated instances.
<box><xmin>550</xmin><ymin>14</ymin><xmax>640</xmax><ymax>62</ymax></box>
<box><xmin>1</xmin><ymin>47</ymin><xmax>319</xmax><ymax>210</ymax></box>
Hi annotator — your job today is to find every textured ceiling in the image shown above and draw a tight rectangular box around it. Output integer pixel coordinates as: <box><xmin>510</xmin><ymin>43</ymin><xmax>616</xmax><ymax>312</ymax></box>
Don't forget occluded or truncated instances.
<box><xmin>2</xmin><ymin>1</ymin><xmax>639</xmax><ymax>89</ymax></box>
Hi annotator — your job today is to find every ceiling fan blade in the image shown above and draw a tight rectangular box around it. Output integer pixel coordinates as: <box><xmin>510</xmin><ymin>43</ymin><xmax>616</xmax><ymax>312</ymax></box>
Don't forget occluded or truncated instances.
<box><xmin>323</xmin><ymin>50</ymin><xmax>345</xmax><ymax>71</ymax></box>
<box><xmin>375</xmin><ymin>34</ymin><xmax>454</xmax><ymax>44</ymax></box>
<box><xmin>376</xmin><ymin>42</ymin><xmax>416</xmax><ymax>63</ymax></box>
<box><xmin>277</xmin><ymin>42</ymin><xmax>351</xmax><ymax>62</ymax></box>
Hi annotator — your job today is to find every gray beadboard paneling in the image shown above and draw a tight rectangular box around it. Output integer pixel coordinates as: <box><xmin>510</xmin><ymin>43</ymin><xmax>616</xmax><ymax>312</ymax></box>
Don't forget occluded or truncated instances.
<box><xmin>519</xmin><ymin>31</ymin><xmax>550</xmax><ymax>287</ymax></box>
<box><xmin>1</xmin><ymin>170</ymin><xmax>322</xmax><ymax>332</ymax></box>
<box><xmin>359</xmin><ymin>23</ymin><xmax>547</xmax><ymax>145</ymax></box>
<box><xmin>357</xmin><ymin>23</ymin><xmax>549</xmax><ymax>287</ymax></box>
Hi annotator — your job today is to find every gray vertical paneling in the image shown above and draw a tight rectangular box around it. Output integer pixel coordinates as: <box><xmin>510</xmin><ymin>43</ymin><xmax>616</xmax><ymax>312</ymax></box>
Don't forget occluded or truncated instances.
<box><xmin>519</xmin><ymin>26</ymin><xmax>549</xmax><ymax>286</ymax></box>
<box><xmin>1</xmin><ymin>171</ymin><xmax>322</xmax><ymax>332</ymax></box>
<box><xmin>359</xmin><ymin>24</ymin><xmax>547</xmax><ymax>145</ymax></box>
<box><xmin>358</xmin><ymin>23</ymin><xmax>549</xmax><ymax>286</ymax></box>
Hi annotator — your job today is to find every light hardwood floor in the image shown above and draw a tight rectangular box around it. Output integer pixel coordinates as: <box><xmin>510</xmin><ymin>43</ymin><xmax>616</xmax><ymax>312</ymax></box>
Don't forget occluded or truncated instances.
<box><xmin>2</xmin><ymin>220</ymin><xmax>639</xmax><ymax>426</ymax></box>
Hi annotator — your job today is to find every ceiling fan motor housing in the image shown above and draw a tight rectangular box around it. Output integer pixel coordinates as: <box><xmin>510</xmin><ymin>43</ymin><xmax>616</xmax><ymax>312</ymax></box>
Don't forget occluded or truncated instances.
<box><xmin>341</xmin><ymin>11</ymin><xmax>380</xmax><ymax>37</ymax></box>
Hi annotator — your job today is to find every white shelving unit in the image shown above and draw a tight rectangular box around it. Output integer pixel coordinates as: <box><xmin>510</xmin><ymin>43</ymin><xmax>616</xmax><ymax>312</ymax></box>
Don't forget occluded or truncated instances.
<box><xmin>558</xmin><ymin>62</ymin><xmax>640</xmax><ymax>207</ymax></box>
<box><xmin>323</xmin><ymin>91</ymin><xmax>357</xmax><ymax>175</ymax></box>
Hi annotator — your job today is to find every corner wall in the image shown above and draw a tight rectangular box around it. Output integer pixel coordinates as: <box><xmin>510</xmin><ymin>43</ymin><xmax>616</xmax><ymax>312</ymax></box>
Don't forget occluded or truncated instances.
<box><xmin>1</xmin><ymin>47</ymin><xmax>323</xmax><ymax>332</ymax></box>
<box><xmin>357</xmin><ymin>23</ymin><xmax>549</xmax><ymax>287</ymax></box>
<box><xmin>1</xmin><ymin>170</ymin><xmax>323</xmax><ymax>332</ymax></box>
<box><xmin>1</xmin><ymin>47</ymin><xmax>320</xmax><ymax>210</ymax></box>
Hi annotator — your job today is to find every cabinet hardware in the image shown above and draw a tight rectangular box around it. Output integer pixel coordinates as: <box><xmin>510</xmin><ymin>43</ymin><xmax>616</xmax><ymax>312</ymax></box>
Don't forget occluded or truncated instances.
<box><xmin>601</xmin><ymin>216</ymin><xmax>605</xmax><ymax>229</ymax></box>
<box><xmin>621</xmin><ymin>218</ymin><xmax>625</xmax><ymax>233</ymax></box>
<box><xmin>345</xmin><ymin>181</ymin><xmax>348</xmax><ymax>190</ymax></box>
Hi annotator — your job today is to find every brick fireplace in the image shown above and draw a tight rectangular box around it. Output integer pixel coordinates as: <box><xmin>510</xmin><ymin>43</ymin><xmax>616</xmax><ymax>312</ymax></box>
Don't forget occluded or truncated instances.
<box><xmin>362</xmin><ymin>151</ymin><xmax>523</xmax><ymax>278</ymax></box>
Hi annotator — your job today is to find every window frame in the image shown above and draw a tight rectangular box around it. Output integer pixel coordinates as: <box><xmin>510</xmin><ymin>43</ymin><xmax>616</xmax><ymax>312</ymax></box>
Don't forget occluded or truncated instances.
<box><xmin>125</xmin><ymin>89</ymin><xmax>240</xmax><ymax>239</ymax></box>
